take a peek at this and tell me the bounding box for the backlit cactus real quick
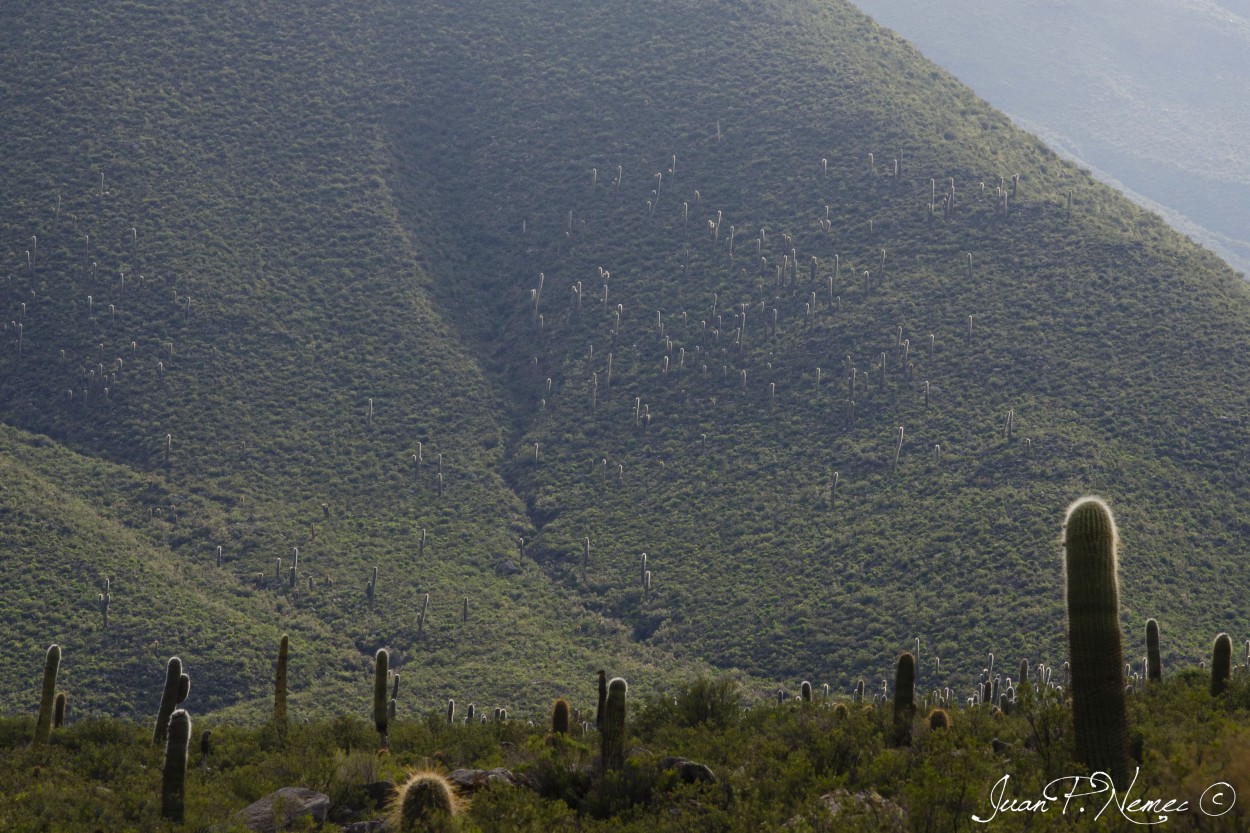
[389,770,463,832]
[892,652,916,747]
[1211,633,1232,696]
[275,634,289,723]
[373,649,389,748]
[1146,619,1161,682]
[154,657,184,745]
[596,669,607,728]
[601,677,627,770]
[1063,497,1129,783]
[53,692,67,730]
[161,709,191,822]
[552,698,570,735]
[32,644,60,746]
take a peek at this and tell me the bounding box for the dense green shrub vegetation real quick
[0,0,1248,739]
[2,672,1248,831]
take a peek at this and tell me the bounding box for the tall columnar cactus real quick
[892,652,916,747]
[601,677,628,771]
[1211,633,1232,696]
[1063,497,1129,784]
[800,681,813,702]
[373,649,389,749]
[154,657,184,745]
[552,699,570,735]
[275,634,289,723]
[199,729,212,771]
[1145,619,1162,683]
[32,644,60,746]
[53,692,67,729]
[162,709,191,822]
[596,670,607,728]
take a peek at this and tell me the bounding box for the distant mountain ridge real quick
[849,0,1250,275]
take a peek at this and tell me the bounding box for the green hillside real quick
[1,0,1248,721]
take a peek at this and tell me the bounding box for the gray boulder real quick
[447,767,522,794]
[235,787,330,832]
[659,756,717,785]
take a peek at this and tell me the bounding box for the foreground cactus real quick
[1145,619,1162,683]
[892,652,916,747]
[53,692,67,730]
[928,708,950,730]
[32,644,60,746]
[552,698,570,735]
[596,669,607,728]
[161,709,191,822]
[601,677,628,770]
[373,649,389,748]
[154,657,184,745]
[389,770,463,832]
[1063,497,1129,784]
[1211,633,1232,696]
[275,634,289,723]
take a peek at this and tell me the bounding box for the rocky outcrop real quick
[235,787,330,832]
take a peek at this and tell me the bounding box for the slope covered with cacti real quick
[1,0,1249,719]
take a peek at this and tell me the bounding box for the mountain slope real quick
[1,0,1248,717]
[385,0,1250,684]
[848,0,1250,275]
[0,0,681,718]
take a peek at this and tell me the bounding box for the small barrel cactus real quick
[389,770,463,832]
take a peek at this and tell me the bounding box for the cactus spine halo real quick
[1062,496,1129,784]
[388,769,464,832]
